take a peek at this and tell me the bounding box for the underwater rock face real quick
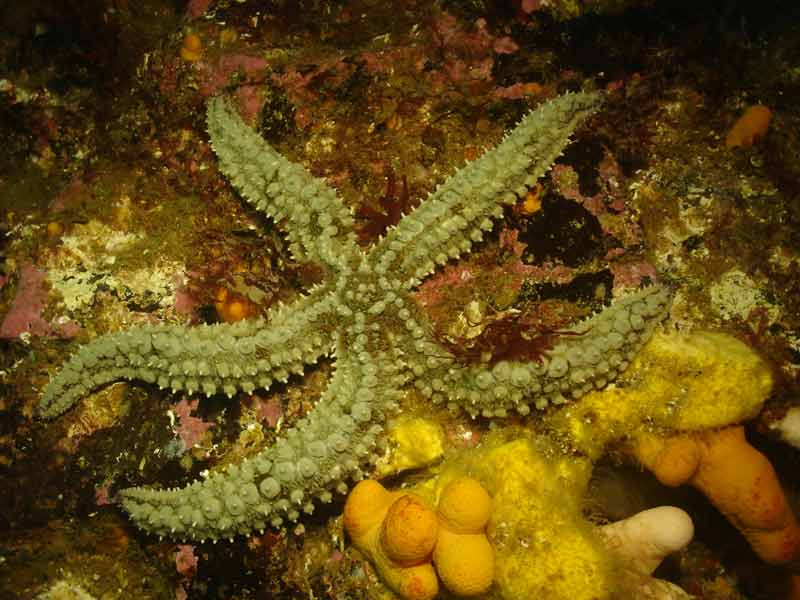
[0,516,175,599]
[37,91,672,541]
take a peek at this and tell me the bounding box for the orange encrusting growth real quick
[516,182,543,215]
[180,33,203,62]
[434,477,494,597]
[632,426,800,565]
[214,286,259,322]
[344,480,439,600]
[725,104,772,148]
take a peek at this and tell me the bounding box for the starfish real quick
[38,91,671,541]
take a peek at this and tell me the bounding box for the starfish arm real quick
[119,345,406,541]
[37,286,338,419]
[207,96,358,269]
[405,286,672,416]
[369,91,602,288]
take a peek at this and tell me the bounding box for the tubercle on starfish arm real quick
[36,90,673,542]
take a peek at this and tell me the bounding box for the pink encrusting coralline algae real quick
[172,397,215,451]
[0,263,52,339]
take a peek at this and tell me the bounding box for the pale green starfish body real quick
[38,91,671,541]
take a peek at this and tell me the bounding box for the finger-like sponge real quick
[344,480,439,600]
[434,477,494,596]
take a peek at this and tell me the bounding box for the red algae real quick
[172,397,215,450]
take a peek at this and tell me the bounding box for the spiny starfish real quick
[38,91,671,541]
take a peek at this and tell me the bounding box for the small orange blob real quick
[180,33,203,62]
[633,434,701,487]
[522,82,543,96]
[725,104,772,148]
[46,221,63,238]
[386,111,401,131]
[219,28,238,46]
[343,479,396,540]
[437,477,492,534]
[463,145,481,162]
[214,287,258,322]
[518,183,543,215]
